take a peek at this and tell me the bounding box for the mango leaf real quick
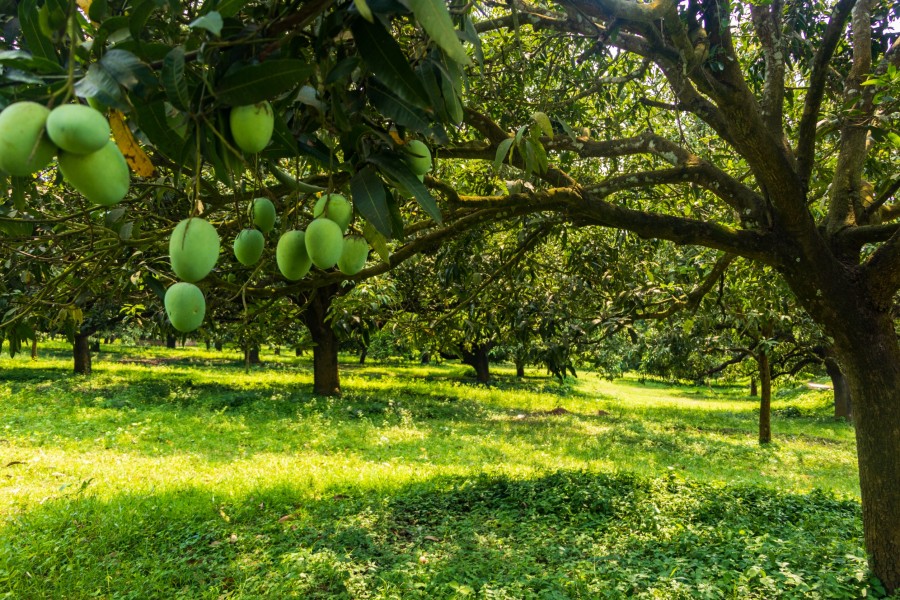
[88,0,108,22]
[493,137,514,172]
[532,111,553,137]
[207,0,251,18]
[216,59,313,105]
[368,153,442,224]
[189,11,223,36]
[110,109,156,177]
[407,0,471,65]
[162,47,191,110]
[101,49,156,94]
[0,50,63,73]
[354,0,374,22]
[367,82,431,134]
[132,101,187,160]
[74,63,128,110]
[351,166,392,237]
[350,18,430,108]
[18,0,57,62]
[362,221,391,263]
[129,0,160,41]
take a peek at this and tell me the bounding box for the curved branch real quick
[796,0,858,186]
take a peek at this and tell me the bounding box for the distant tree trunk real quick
[30,335,37,360]
[74,332,91,375]
[825,357,852,421]
[515,357,525,378]
[461,343,492,383]
[274,347,281,356]
[215,341,223,351]
[91,340,100,352]
[295,347,303,357]
[750,377,757,397]
[359,347,367,365]
[244,346,260,365]
[420,352,431,364]
[301,284,341,396]
[165,334,176,349]
[757,350,772,444]
[205,340,210,350]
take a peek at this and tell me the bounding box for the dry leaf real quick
[76,0,92,14]
[423,535,440,542]
[278,514,295,523]
[109,109,156,178]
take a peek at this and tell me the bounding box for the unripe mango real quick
[313,193,352,232]
[230,102,274,153]
[337,236,369,275]
[165,282,206,333]
[0,101,56,176]
[234,228,265,266]
[58,141,130,206]
[46,104,110,154]
[169,218,220,282]
[305,218,343,270]
[276,230,312,280]
[250,197,276,233]
[405,140,432,175]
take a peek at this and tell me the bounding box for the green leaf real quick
[0,50,63,73]
[132,101,187,159]
[362,221,391,263]
[18,0,58,63]
[369,153,442,224]
[350,18,430,108]
[407,0,471,65]
[162,47,191,111]
[74,63,128,110]
[210,0,251,18]
[367,82,432,134]
[354,0,374,22]
[129,0,159,42]
[216,59,314,105]
[532,111,553,137]
[351,166,392,237]
[493,137,514,172]
[189,11,223,37]
[101,49,156,93]
[88,0,109,22]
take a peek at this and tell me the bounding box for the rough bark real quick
[460,343,492,383]
[73,333,91,375]
[757,350,772,444]
[301,284,341,396]
[825,357,852,421]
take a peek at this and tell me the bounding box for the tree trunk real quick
[30,335,37,360]
[73,332,91,375]
[461,343,491,383]
[165,334,176,349]
[215,341,223,351]
[301,284,341,396]
[515,356,525,378]
[244,346,260,365]
[757,350,772,445]
[205,340,211,350]
[825,357,852,421]
[295,347,303,357]
[359,347,367,365]
[828,317,900,590]
[750,377,757,397]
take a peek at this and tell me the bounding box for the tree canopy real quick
[1,0,899,590]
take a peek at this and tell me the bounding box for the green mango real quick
[165,282,206,333]
[169,218,220,282]
[305,218,343,270]
[0,101,57,176]
[233,228,265,266]
[58,141,130,206]
[46,104,110,154]
[230,102,274,154]
[276,230,312,280]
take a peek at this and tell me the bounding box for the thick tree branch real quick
[750,1,786,143]
[796,0,858,186]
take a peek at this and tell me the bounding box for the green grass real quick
[0,342,886,598]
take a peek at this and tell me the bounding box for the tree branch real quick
[796,0,858,186]
[636,253,736,320]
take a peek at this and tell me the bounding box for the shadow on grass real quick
[0,470,884,599]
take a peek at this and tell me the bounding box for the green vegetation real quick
[1,343,883,599]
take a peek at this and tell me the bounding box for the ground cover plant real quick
[0,343,888,598]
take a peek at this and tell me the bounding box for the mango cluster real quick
[165,217,220,333]
[0,101,129,205]
[276,193,370,281]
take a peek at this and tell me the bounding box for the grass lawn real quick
[0,342,887,599]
